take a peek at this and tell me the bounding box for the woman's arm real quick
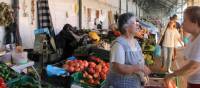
[176,29,184,47]
[178,38,184,47]
[166,60,200,78]
[112,62,141,75]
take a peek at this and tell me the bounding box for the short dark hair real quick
[184,6,200,27]
[171,14,178,21]
[172,14,177,18]
[118,13,134,34]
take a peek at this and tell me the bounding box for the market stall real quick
[0,0,190,88]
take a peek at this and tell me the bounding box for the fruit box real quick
[7,75,39,88]
[71,72,105,88]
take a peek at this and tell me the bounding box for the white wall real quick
[121,0,126,14]
[18,0,37,49]
[82,0,119,29]
[128,0,133,13]
[49,0,79,34]
[0,0,11,4]
[127,1,145,17]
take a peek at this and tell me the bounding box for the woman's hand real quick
[140,65,151,75]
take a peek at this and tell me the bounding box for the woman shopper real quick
[161,21,182,73]
[164,6,200,88]
[103,13,151,88]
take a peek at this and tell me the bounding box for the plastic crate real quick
[7,76,39,88]
[71,72,105,88]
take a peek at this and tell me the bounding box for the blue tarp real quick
[138,20,158,34]
[46,65,67,77]
[34,28,51,36]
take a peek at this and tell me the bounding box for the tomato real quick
[83,71,88,78]
[68,66,75,73]
[83,61,89,67]
[87,74,93,79]
[105,63,110,68]
[95,65,102,73]
[88,79,94,84]
[102,66,109,73]
[89,68,95,74]
[101,74,106,80]
[74,67,81,72]
[93,73,99,79]
[89,62,96,68]
[75,63,80,68]
[93,80,100,85]
[95,58,101,62]
[100,62,106,66]
[67,61,73,66]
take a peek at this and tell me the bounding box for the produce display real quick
[63,56,109,87]
[144,54,154,65]
[144,45,155,52]
[0,63,20,82]
[82,60,109,85]
[63,59,89,73]
[141,34,156,65]
[7,76,40,88]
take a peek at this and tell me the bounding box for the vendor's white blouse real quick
[184,34,200,84]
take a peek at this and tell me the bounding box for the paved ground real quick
[148,48,188,88]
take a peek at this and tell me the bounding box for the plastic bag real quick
[176,41,184,48]
[67,56,76,60]
[46,65,66,77]
[12,51,28,65]
[154,45,161,58]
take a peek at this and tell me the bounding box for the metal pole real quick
[181,0,183,21]
[126,0,128,12]
[119,0,121,14]
[136,0,138,17]
[79,0,82,29]
[139,7,140,17]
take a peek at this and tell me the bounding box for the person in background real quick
[172,14,181,31]
[171,15,183,60]
[164,6,200,88]
[94,17,103,29]
[161,21,182,73]
[103,13,151,88]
